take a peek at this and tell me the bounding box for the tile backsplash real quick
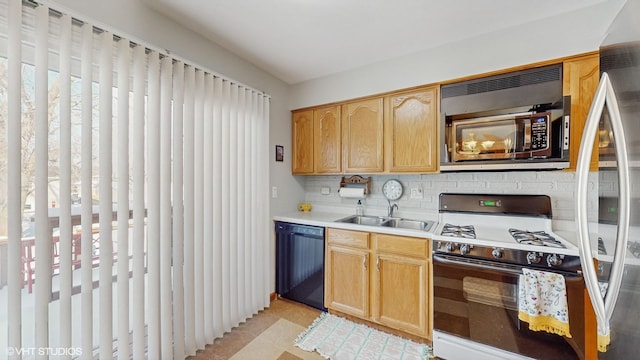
[302,171,601,221]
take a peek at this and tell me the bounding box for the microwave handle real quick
[523,118,531,150]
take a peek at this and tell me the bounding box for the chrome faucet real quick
[387,202,398,218]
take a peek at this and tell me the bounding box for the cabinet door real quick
[325,244,370,318]
[314,105,342,173]
[385,86,439,173]
[292,109,314,174]
[342,98,384,173]
[563,53,600,171]
[371,252,429,338]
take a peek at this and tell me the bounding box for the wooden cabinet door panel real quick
[314,105,342,173]
[372,253,428,337]
[563,53,599,171]
[386,87,439,173]
[342,98,384,173]
[292,110,314,174]
[325,245,370,318]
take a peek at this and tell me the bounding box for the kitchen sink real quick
[381,218,433,231]
[335,215,433,231]
[336,215,388,226]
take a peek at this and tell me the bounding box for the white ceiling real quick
[143,0,607,85]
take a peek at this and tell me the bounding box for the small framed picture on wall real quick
[275,145,284,162]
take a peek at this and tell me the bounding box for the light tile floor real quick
[188,298,322,360]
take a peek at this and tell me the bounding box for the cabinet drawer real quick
[327,228,369,249]
[374,234,430,258]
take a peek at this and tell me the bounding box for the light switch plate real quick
[321,187,330,195]
[410,187,423,199]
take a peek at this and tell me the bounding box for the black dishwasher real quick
[275,221,326,311]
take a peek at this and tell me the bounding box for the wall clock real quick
[382,179,403,201]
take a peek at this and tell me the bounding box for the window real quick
[0,1,271,358]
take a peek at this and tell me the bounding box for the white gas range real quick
[432,193,586,360]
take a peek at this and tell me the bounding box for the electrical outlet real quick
[410,187,423,199]
[272,186,278,198]
[321,186,330,195]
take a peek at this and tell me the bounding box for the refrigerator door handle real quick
[575,72,631,341]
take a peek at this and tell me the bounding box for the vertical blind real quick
[0,0,271,358]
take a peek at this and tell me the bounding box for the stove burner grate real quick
[441,224,476,239]
[628,241,640,258]
[509,228,566,248]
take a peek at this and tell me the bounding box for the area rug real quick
[294,312,432,360]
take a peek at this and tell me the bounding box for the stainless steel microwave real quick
[442,108,570,171]
[440,64,571,171]
[451,112,555,162]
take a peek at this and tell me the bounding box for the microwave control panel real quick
[531,116,548,150]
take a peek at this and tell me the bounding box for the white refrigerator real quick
[575,0,640,358]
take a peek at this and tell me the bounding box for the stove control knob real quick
[526,252,542,264]
[547,254,563,267]
[491,248,503,259]
[445,242,456,252]
[460,244,471,255]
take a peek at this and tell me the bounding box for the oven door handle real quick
[433,254,583,278]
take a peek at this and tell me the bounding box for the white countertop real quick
[273,211,436,239]
[274,210,581,255]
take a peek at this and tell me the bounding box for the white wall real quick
[289,0,625,109]
[302,172,599,223]
[45,0,306,219]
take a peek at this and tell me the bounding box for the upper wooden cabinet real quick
[563,53,600,171]
[342,98,385,173]
[384,86,439,173]
[292,109,314,174]
[314,105,342,173]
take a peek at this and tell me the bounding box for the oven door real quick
[433,253,587,360]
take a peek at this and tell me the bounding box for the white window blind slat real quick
[237,89,246,320]
[172,60,186,360]
[7,0,23,354]
[131,43,146,360]
[146,50,161,360]
[243,91,253,316]
[183,64,197,356]
[212,76,223,339]
[193,69,206,350]
[98,30,114,360]
[80,22,94,360]
[58,14,73,358]
[160,55,174,359]
[221,80,231,333]
[229,83,239,327]
[203,72,214,343]
[34,6,51,355]
[259,97,271,308]
[116,37,131,360]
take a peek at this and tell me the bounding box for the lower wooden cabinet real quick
[325,243,370,318]
[325,228,432,339]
